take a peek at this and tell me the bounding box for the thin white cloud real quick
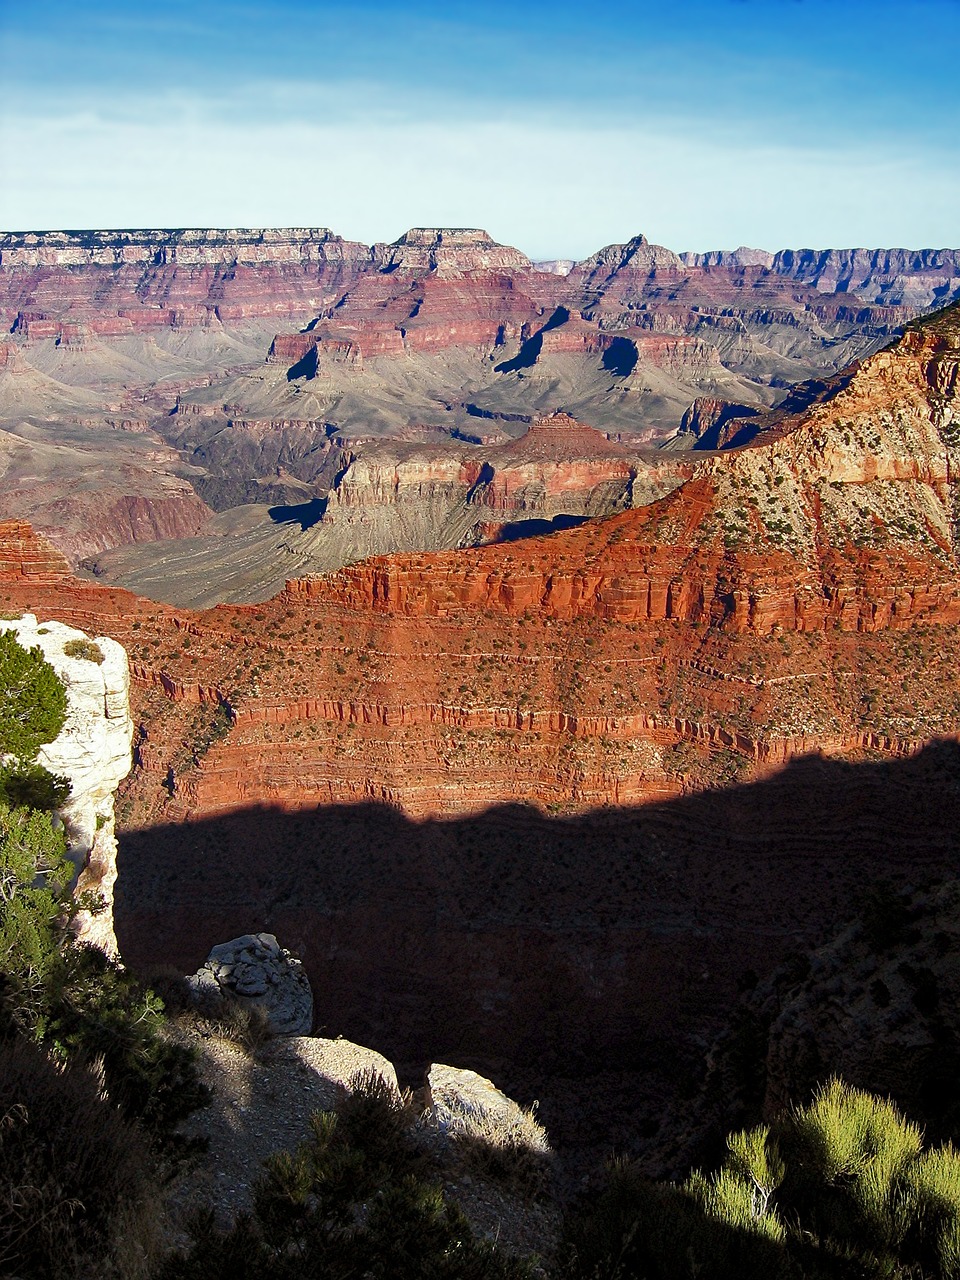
[3,109,958,256]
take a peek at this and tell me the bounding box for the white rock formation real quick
[0,613,133,954]
[425,1063,551,1157]
[263,1036,398,1098]
[188,932,314,1035]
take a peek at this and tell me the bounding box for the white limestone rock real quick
[425,1063,551,1157]
[262,1035,398,1103]
[0,613,133,954]
[188,932,314,1035]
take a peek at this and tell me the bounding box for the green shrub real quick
[560,1157,793,1280]
[0,798,208,1150]
[159,1072,536,1280]
[903,1142,960,1275]
[783,1076,923,1252]
[0,641,207,1275]
[44,943,211,1144]
[446,1096,554,1197]
[0,631,68,757]
[0,801,72,1035]
[0,760,70,811]
[62,637,104,664]
[0,1036,158,1280]
[562,1080,960,1280]
[332,1066,422,1183]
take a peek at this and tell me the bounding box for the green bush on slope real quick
[0,798,209,1140]
[0,628,71,824]
[562,1079,960,1279]
[159,1071,536,1280]
[0,1036,158,1280]
[0,800,73,1036]
[0,630,68,758]
[0,758,70,811]
[0,641,209,1278]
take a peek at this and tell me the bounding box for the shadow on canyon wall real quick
[267,497,328,530]
[116,742,960,1161]
[496,513,591,541]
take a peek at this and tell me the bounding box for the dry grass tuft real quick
[448,1099,554,1196]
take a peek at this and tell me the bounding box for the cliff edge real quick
[0,613,133,952]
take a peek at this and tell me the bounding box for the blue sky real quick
[1,0,958,256]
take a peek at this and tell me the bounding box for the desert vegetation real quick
[561,1080,960,1279]
[63,636,105,664]
[160,1070,538,1280]
[0,642,207,1277]
[0,629,68,758]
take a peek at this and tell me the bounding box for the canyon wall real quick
[4,223,956,588]
[1,302,960,1158]
[1,303,958,831]
[0,227,372,335]
[680,245,960,309]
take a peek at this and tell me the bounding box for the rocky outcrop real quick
[0,613,133,954]
[371,227,533,277]
[426,1063,551,1157]
[319,414,678,530]
[265,1035,398,1094]
[274,263,548,366]
[678,396,760,444]
[172,1019,555,1254]
[0,519,72,581]
[188,932,314,1035]
[571,233,685,283]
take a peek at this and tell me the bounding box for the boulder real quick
[425,1063,550,1156]
[188,932,313,1035]
[262,1036,398,1105]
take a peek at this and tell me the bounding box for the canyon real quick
[3,225,959,604]
[2,296,960,1163]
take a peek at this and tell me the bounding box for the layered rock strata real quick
[87,414,693,606]
[2,305,960,1161]
[0,227,372,335]
[4,224,957,591]
[0,304,958,827]
[682,246,960,309]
